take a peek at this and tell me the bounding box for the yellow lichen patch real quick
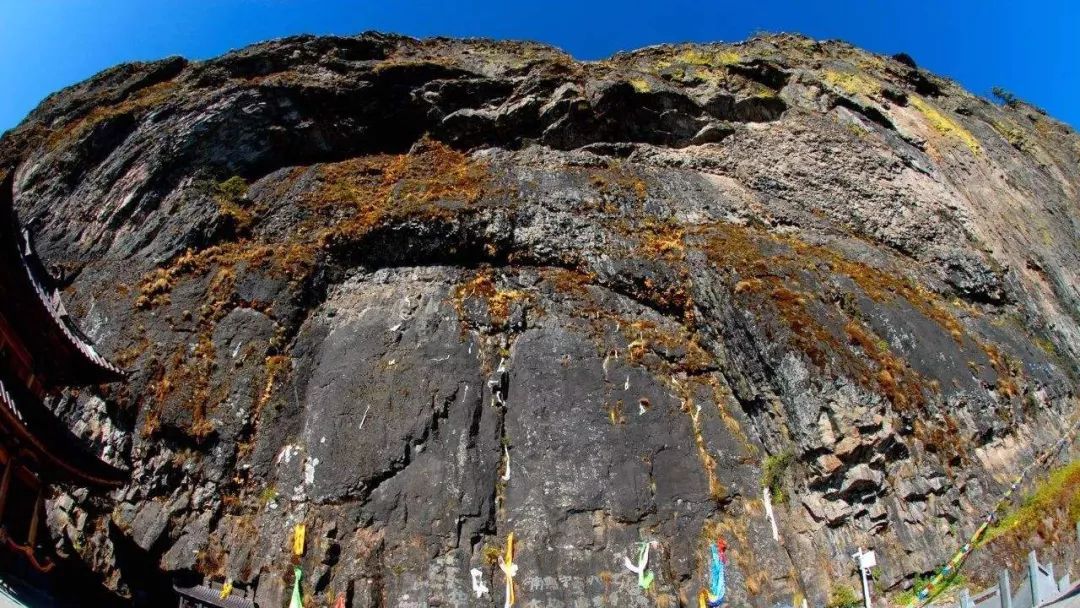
[606,400,627,425]
[909,95,981,155]
[821,69,881,98]
[991,120,1028,151]
[644,46,743,86]
[673,48,742,68]
[629,77,652,93]
[46,80,179,150]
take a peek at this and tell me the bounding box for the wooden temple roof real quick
[0,172,127,487]
[0,172,125,387]
[0,367,126,486]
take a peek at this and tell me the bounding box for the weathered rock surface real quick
[2,32,1079,607]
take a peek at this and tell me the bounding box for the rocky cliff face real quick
[2,32,1079,607]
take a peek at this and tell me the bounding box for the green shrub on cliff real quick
[826,584,861,608]
[762,450,795,503]
[983,459,1080,547]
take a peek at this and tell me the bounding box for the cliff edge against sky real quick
[1,32,1078,607]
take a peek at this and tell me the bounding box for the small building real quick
[175,581,257,608]
[0,172,127,602]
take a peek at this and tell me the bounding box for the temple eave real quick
[0,172,126,387]
[0,376,127,488]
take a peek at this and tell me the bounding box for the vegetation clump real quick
[762,450,795,503]
[453,269,530,328]
[133,140,494,446]
[991,87,1021,107]
[45,80,178,150]
[213,176,253,232]
[826,584,862,608]
[891,52,917,68]
[135,139,491,311]
[983,460,1080,549]
[697,222,941,412]
[896,573,968,606]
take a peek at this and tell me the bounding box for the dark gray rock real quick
[5,32,1077,608]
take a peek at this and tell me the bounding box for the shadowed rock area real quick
[2,31,1079,607]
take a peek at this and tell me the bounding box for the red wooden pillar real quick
[0,454,14,523]
[27,484,43,547]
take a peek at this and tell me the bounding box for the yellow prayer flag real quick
[293,523,306,556]
[503,532,516,607]
[220,579,233,599]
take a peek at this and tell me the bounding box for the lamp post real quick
[851,548,876,608]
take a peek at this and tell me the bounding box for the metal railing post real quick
[1027,551,1040,607]
[1000,569,1013,608]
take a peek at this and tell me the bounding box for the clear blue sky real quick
[1,0,1078,133]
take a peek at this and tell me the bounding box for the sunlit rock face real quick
[5,32,1079,607]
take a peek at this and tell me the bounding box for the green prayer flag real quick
[289,566,303,608]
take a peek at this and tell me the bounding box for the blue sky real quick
[1,0,1077,132]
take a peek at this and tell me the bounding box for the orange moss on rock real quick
[677,385,727,504]
[640,219,687,262]
[694,220,977,412]
[45,80,179,150]
[844,320,925,411]
[981,342,1023,399]
[145,334,219,441]
[542,267,596,296]
[131,138,492,446]
[135,139,492,313]
[586,162,650,212]
[912,414,969,465]
[310,138,490,251]
[453,269,531,327]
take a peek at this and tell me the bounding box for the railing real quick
[958,520,1079,608]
